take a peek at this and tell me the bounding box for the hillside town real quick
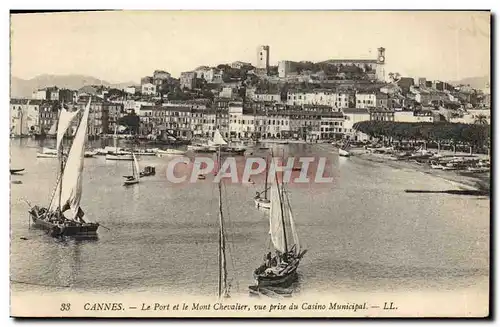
[10,45,491,144]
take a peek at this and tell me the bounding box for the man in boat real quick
[264,252,272,267]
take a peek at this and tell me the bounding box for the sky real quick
[10,10,491,84]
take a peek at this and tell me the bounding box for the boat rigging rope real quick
[198,180,217,291]
[10,279,71,288]
[222,183,240,293]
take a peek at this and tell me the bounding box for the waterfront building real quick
[10,99,43,135]
[394,110,435,123]
[341,108,371,141]
[369,107,395,121]
[38,101,59,135]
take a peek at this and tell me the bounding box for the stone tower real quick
[376,47,386,81]
[256,45,270,73]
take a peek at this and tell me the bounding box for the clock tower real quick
[376,47,386,81]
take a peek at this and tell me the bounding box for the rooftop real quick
[342,108,370,114]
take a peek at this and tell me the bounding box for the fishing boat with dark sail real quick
[123,153,140,186]
[252,170,307,288]
[28,99,100,238]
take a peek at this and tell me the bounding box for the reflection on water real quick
[10,139,489,297]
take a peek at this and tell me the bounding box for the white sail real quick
[286,194,301,256]
[49,99,91,219]
[269,182,286,253]
[133,153,140,179]
[47,119,57,135]
[56,107,80,152]
[212,129,228,146]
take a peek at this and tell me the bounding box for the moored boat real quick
[156,148,186,157]
[10,168,24,174]
[252,166,307,288]
[123,153,140,186]
[84,150,97,158]
[139,166,156,177]
[338,148,350,157]
[28,99,100,238]
[37,152,58,158]
[106,153,133,161]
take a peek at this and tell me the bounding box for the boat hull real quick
[30,213,99,237]
[157,149,186,156]
[254,197,271,209]
[106,154,133,161]
[124,179,139,186]
[37,153,58,158]
[253,264,299,287]
[339,149,350,157]
[10,168,24,174]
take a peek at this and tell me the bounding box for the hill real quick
[449,75,490,90]
[10,74,137,98]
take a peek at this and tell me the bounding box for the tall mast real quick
[114,125,118,154]
[274,167,288,257]
[217,145,228,299]
[264,155,269,200]
[57,105,64,217]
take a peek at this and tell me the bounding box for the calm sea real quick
[10,138,489,298]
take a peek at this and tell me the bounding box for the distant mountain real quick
[449,75,490,90]
[10,74,137,98]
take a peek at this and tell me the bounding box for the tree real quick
[474,114,489,125]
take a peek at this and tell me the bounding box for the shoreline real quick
[348,148,490,193]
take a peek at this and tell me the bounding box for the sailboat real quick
[252,170,307,288]
[123,153,140,186]
[338,138,351,157]
[254,155,271,209]
[106,125,133,161]
[28,99,100,238]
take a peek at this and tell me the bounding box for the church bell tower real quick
[376,47,386,81]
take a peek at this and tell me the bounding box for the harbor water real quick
[10,138,489,298]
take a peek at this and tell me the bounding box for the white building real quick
[10,99,41,135]
[31,89,47,100]
[355,93,377,108]
[219,87,234,99]
[124,86,136,95]
[194,67,223,83]
[286,90,349,109]
[141,83,157,95]
[342,108,371,141]
[252,93,281,103]
[394,111,435,123]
